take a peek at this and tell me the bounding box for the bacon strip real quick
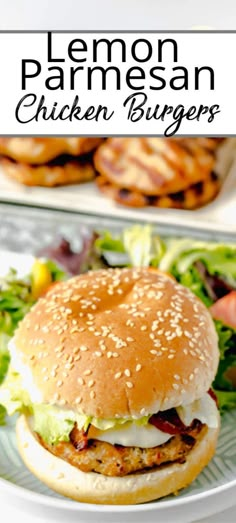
[70,424,88,450]
[149,408,188,435]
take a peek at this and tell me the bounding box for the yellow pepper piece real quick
[31,259,52,299]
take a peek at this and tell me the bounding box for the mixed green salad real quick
[0,259,65,424]
[0,224,236,426]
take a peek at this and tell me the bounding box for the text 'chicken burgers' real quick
[1,268,220,504]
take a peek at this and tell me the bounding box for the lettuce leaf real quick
[0,369,151,444]
[0,368,31,415]
[212,321,236,410]
[123,225,165,268]
[0,405,6,425]
[215,390,236,412]
[31,407,150,445]
[0,333,10,385]
[33,405,76,444]
[159,239,236,284]
[96,225,165,268]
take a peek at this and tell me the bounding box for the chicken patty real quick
[38,420,205,477]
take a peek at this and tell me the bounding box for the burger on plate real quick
[0,267,220,504]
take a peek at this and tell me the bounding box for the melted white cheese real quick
[91,393,219,448]
[90,421,173,448]
[176,393,219,429]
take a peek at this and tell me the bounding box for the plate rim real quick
[1,461,236,514]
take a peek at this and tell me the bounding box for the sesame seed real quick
[150,349,159,355]
[53,393,60,401]
[168,354,175,359]
[140,408,146,416]
[80,345,88,352]
[126,381,133,389]
[84,369,92,376]
[65,363,74,370]
[90,391,96,399]
[174,374,180,380]
[88,379,95,388]
[107,352,112,358]
[114,372,122,379]
[136,364,142,372]
[124,369,131,377]
[184,330,191,338]
[77,377,85,385]
[75,397,82,404]
[57,380,63,387]
[70,327,80,334]
[172,383,179,390]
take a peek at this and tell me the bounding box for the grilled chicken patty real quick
[38,420,205,477]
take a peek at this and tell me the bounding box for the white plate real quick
[1,139,236,234]
[1,250,236,523]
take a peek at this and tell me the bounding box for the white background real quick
[0,31,235,135]
[0,0,236,30]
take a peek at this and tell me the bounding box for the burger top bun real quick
[13,267,219,419]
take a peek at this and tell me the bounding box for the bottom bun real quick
[16,414,220,505]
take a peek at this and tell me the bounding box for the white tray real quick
[0,138,236,235]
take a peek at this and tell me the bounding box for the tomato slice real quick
[210,290,236,329]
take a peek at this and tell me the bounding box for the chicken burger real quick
[1,267,220,504]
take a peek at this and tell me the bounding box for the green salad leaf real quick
[0,260,65,424]
[215,390,236,412]
[44,259,66,282]
[0,333,10,385]
[159,239,236,284]
[96,225,165,268]
[0,268,35,337]
[123,224,165,268]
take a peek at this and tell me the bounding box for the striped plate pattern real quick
[0,410,236,506]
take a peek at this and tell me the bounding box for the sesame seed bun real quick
[16,412,220,505]
[12,267,219,419]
